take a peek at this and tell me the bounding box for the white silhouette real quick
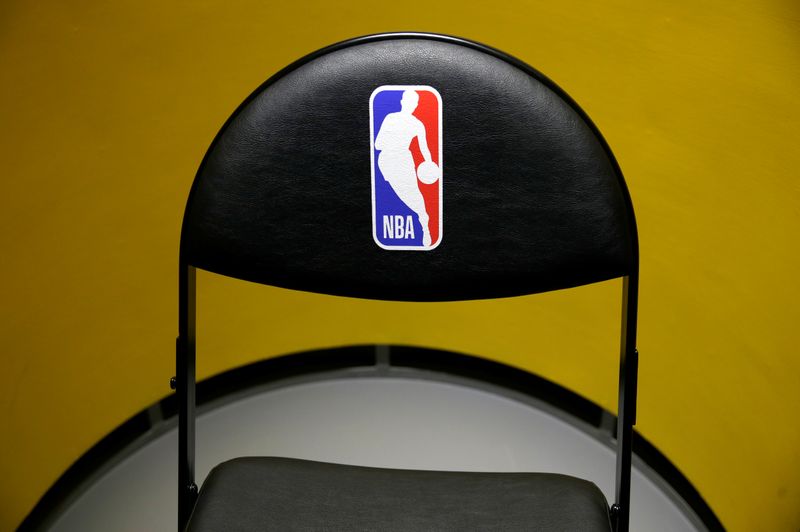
[375,90,438,247]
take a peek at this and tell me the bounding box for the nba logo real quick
[370,85,442,250]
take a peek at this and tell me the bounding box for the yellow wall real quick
[1,1,798,530]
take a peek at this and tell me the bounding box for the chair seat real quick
[187,457,612,531]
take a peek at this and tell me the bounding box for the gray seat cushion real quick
[187,457,612,531]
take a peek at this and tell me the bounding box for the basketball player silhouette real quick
[374,90,437,247]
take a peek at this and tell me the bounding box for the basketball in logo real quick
[370,86,442,250]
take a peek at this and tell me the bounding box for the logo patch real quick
[370,85,442,250]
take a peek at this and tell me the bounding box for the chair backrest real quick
[180,33,637,301]
[177,33,639,532]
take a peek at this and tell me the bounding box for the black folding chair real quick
[176,32,639,531]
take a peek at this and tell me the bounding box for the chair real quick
[176,32,639,531]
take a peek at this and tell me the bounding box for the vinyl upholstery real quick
[187,457,612,531]
[182,35,636,301]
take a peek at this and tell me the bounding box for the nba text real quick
[382,215,415,239]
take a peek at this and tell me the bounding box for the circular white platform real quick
[50,375,702,531]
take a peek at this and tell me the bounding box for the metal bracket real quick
[610,504,620,529]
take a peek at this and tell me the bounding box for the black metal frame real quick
[175,32,640,532]
[175,270,639,531]
[177,263,197,528]
[612,274,639,532]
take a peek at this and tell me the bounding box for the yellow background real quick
[1,0,798,530]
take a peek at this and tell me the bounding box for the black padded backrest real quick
[182,34,637,301]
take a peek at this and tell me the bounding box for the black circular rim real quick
[18,345,723,531]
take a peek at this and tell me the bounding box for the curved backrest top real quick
[181,33,638,301]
